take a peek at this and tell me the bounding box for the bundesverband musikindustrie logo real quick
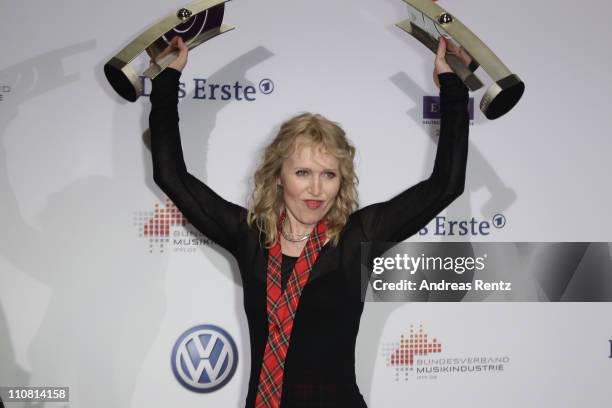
[134,197,214,253]
[382,324,510,381]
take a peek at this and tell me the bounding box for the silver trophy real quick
[104,0,234,102]
[396,0,524,119]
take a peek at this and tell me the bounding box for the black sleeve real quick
[354,72,469,242]
[149,68,247,255]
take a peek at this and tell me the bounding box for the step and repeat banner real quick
[1,0,612,407]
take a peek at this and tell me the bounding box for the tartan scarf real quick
[255,211,328,408]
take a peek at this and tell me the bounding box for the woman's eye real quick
[296,169,309,176]
[324,171,337,178]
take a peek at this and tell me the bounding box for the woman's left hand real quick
[434,36,453,76]
[431,0,472,88]
[432,35,473,88]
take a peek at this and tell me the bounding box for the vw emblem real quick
[171,324,238,392]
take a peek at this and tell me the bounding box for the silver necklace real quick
[282,230,309,242]
[281,218,310,242]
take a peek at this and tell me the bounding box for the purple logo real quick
[423,96,474,120]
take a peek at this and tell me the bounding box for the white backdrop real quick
[1,0,612,407]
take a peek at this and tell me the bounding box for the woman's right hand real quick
[152,36,189,72]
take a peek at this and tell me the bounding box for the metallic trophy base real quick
[104,59,141,103]
[104,0,232,102]
[481,74,525,120]
[396,20,483,92]
[396,0,525,120]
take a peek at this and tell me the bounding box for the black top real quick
[149,67,469,407]
[281,254,298,292]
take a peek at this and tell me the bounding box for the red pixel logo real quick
[134,197,189,253]
[382,324,442,381]
[143,197,188,237]
[389,325,442,367]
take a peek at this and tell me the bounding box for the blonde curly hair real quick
[247,113,359,248]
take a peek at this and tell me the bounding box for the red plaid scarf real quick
[255,211,328,408]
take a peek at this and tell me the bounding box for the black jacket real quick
[149,67,469,407]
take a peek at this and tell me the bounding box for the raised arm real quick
[356,37,470,242]
[365,73,468,241]
[149,57,246,255]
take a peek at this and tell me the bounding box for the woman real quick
[149,34,469,408]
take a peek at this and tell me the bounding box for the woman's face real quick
[278,139,341,228]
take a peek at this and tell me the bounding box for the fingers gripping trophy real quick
[104,0,234,102]
[397,0,525,119]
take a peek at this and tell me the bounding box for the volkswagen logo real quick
[171,324,238,392]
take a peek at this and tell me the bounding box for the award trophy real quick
[396,0,524,119]
[104,0,234,102]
